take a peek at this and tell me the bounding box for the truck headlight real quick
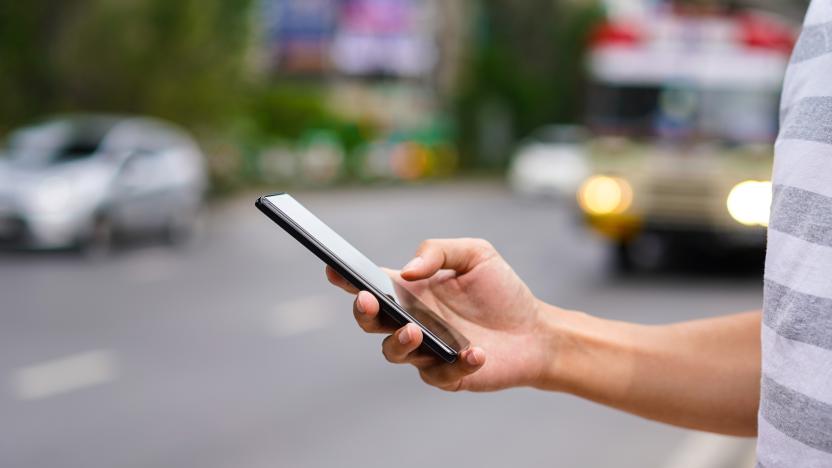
[726,180,772,227]
[578,175,633,215]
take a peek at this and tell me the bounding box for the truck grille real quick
[644,179,723,224]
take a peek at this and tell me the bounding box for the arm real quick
[325,238,761,436]
[540,306,761,436]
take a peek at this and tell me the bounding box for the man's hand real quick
[324,237,762,435]
[325,238,554,392]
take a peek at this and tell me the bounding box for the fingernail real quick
[398,326,411,344]
[355,294,366,314]
[466,349,480,366]
[402,256,423,273]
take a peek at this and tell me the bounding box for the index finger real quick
[400,238,497,281]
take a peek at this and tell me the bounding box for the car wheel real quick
[612,234,668,273]
[612,241,635,273]
[81,216,114,258]
[163,207,201,247]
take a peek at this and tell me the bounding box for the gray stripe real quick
[764,279,832,350]
[770,185,832,248]
[761,375,832,454]
[792,22,832,63]
[757,416,832,467]
[781,97,832,145]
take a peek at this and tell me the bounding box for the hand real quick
[325,238,555,392]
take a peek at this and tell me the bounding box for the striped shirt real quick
[758,1,832,466]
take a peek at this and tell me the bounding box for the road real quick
[1,182,761,468]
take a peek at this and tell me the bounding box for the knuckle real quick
[472,238,494,252]
[353,311,375,332]
[418,367,456,391]
[418,368,436,386]
[381,343,394,362]
[357,319,374,333]
[441,380,464,392]
[381,337,400,363]
[417,239,435,253]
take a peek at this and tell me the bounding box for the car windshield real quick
[2,118,116,167]
[586,84,780,144]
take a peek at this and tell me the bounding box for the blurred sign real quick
[264,0,338,73]
[589,13,795,88]
[331,0,437,77]
[262,0,438,77]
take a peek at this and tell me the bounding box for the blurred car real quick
[508,125,590,199]
[577,141,773,270]
[576,8,794,270]
[0,114,207,252]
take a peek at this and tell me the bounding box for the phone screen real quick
[263,194,469,353]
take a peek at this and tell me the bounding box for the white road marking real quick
[271,295,335,337]
[662,431,756,468]
[11,349,119,401]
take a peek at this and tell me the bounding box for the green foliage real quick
[454,0,605,168]
[0,0,253,133]
[245,84,331,141]
[0,0,608,182]
[238,81,375,157]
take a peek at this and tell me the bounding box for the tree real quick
[0,0,254,133]
[453,0,605,168]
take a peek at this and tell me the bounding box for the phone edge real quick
[255,196,459,363]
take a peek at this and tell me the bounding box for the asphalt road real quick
[1,181,762,468]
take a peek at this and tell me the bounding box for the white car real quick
[508,125,590,199]
[0,115,207,252]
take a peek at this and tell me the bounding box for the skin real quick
[325,238,761,436]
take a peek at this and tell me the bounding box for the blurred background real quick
[0,0,809,466]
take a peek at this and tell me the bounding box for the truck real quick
[577,4,796,270]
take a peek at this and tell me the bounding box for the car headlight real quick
[726,180,772,227]
[577,175,633,215]
[27,177,74,215]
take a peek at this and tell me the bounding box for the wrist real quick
[529,300,579,392]
[529,300,638,396]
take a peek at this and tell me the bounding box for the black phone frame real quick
[256,194,459,363]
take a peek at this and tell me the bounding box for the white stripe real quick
[270,295,335,337]
[780,54,832,114]
[762,324,832,406]
[805,2,832,26]
[774,139,832,198]
[757,416,832,467]
[11,350,118,400]
[765,229,832,300]
[661,431,755,468]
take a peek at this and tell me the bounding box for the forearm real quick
[537,305,761,436]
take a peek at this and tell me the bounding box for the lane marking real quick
[662,431,756,468]
[270,295,335,337]
[11,349,119,401]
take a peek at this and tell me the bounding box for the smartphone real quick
[256,193,470,363]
